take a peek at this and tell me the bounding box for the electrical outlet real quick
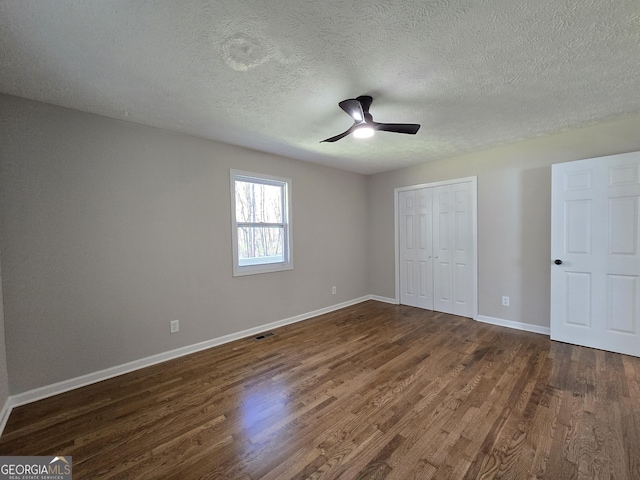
[170,319,179,333]
[332,286,337,295]
[502,296,510,307]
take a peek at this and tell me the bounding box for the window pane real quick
[235,181,283,224]
[237,226,285,265]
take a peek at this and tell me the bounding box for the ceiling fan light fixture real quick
[353,125,374,139]
[320,95,419,143]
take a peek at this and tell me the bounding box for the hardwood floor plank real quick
[1,301,639,479]
[547,408,579,479]
[529,383,563,479]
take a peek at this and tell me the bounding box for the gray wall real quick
[368,113,640,328]
[3,91,640,397]
[0,94,369,394]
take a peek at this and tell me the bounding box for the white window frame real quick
[230,169,293,276]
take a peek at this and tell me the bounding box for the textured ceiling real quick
[1,0,640,174]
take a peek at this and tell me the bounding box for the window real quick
[230,170,292,276]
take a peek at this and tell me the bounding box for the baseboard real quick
[475,315,551,336]
[0,397,12,436]
[8,296,374,411]
[369,295,398,304]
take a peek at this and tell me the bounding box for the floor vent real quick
[254,332,276,341]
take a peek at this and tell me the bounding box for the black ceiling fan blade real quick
[356,95,373,115]
[320,124,356,143]
[338,99,365,122]
[374,123,421,135]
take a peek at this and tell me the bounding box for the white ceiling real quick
[1,1,639,174]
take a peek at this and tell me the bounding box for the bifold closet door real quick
[398,188,433,309]
[432,182,474,317]
[399,181,474,317]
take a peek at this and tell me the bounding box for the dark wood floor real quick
[1,301,639,479]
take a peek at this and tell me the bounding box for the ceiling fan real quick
[321,95,420,143]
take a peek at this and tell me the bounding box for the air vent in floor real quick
[254,332,275,341]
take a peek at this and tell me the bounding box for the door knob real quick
[554,259,563,265]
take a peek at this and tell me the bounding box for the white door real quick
[433,182,474,316]
[399,188,433,309]
[398,179,476,318]
[551,152,640,357]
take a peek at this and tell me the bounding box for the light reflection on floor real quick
[240,377,291,442]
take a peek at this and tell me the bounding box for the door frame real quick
[394,177,478,319]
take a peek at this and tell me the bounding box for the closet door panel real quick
[399,189,433,309]
[433,186,454,314]
[452,182,474,317]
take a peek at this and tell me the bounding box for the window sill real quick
[232,263,293,277]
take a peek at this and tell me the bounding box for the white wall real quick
[0,94,369,394]
[368,112,640,328]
